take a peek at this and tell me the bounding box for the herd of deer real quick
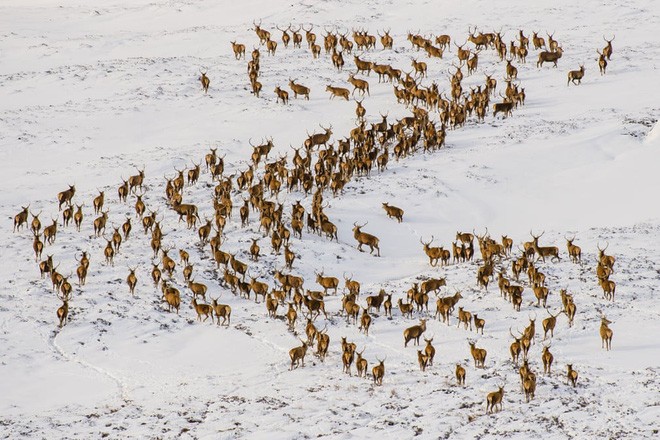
[11,21,620,410]
[211,24,615,127]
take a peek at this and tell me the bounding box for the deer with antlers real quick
[597,242,616,270]
[372,357,386,385]
[602,35,615,60]
[304,124,333,149]
[253,19,271,45]
[565,236,582,263]
[420,236,443,267]
[353,222,380,256]
[530,231,560,262]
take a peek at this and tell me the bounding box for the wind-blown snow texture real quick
[1,0,660,438]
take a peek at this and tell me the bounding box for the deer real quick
[456,364,466,385]
[366,289,386,313]
[315,270,338,295]
[13,205,30,232]
[265,293,279,318]
[486,384,505,414]
[565,236,582,263]
[43,218,58,245]
[567,64,585,86]
[56,292,69,328]
[266,38,277,55]
[32,232,44,262]
[160,281,179,313]
[57,185,76,210]
[532,31,546,50]
[359,308,372,335]
[286,303,297,331]
[276,25,291,48]
[117,178,129,202]
[566,364,578,387]
[423,337,435,366]
[523,370,536,403]
[355,348,368,378]
[600,315,613,350]
[354,99,367,122]
[304,124,333,149]
[372,357,385,385]
[325,85,350,100]
[129,166,146,194]
[126,266,138,295]
[473,314,485,335]
[381,202,404,222]
[493,96,514,118]
[399,298,414,319]
[343,273,360,297]
[352,222,380,256]
[602,35,614,60]
[289,340,308,370]
[541,343,554,375]
[197,68,210,93]
[597,242,616,270]
[417,350,430,372]
[316,329,330,362]
[508,327,523,365]
[457,307,473,331]
[161,247,176,277]
[530,231,560,262]
[411,58,427,77]
[103,237,115,266]
[378,29,393,49]
[468,339,487,368]
[420,277,446,296]
[274,86,289,104]
[249,19,269,44]
[150,261,161,286]
[191,297,212,323]
[542,309,563,340]
[537,46,563,67]
[342,342,355,376]
[289,78,310,100]
[61,207,71,233]
[347,73,370,96]
[73,204,84,231]
[404,319,427,347]
[230,40,245,59]
[559,289,577,327]
[599,277,616,301]
[420,236,443,267]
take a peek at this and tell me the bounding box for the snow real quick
[1,0,660,438]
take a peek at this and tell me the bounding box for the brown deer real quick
[199,69,210,93]
[567,65,585,86]
[352,222,380,256]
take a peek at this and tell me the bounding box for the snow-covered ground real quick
[1,0,659,438]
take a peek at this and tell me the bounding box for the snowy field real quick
[1,0,660,438]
